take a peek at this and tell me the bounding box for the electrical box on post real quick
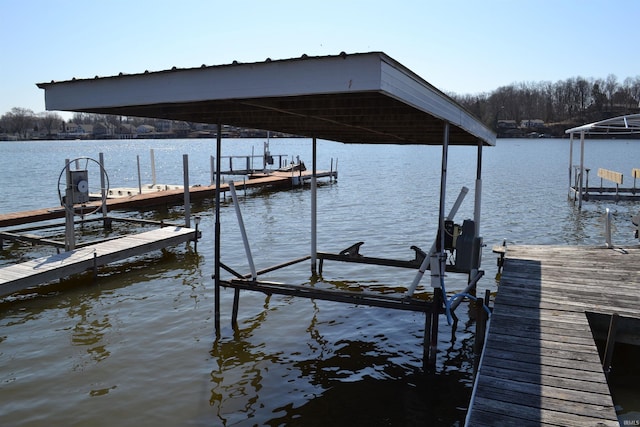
[455,219,476,273]
[444,220,455,250]
[70,169,89,204]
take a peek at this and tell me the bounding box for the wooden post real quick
[424,288,442,372]
[99,153,108,227]
[150,149,156,187]
[473,294,488,374]
[231,288,240,329]
[137,155,142,195]
[183,154,191,228]
[473,296,486,354]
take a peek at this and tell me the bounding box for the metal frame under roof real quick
[38,53,494,360]
[565,113,640,135]
[37,51,495,146]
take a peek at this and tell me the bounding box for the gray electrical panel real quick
[70,169,89,204]
[455,219,482,273]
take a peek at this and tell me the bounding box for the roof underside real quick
[37,52,495,146]
[565,113,640,135]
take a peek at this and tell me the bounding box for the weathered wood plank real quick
[465,245,639,426]
[476,375,615,408]
[473,396,618,427]
[476,383,616,420]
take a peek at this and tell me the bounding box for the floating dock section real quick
[466,245,640,426]
[0,226,196,297]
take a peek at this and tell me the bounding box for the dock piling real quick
[183,154,191,228]
[424,288,442,372]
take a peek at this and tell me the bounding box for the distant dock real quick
[0,169,337,228]
[466,245,640,426]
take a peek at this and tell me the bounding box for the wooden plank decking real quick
[0,226,196,297]
[466,245,640,426]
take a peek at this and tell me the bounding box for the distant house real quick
[62,123,93,138]
[520,119,545,129]
[118,123,136,137]
[137,124,155,134]
[154,120,172,132]
[497,120,517,129]
[94,122,116,138]
[173,121,191,137]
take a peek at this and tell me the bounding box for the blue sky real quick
[2,0,639,118]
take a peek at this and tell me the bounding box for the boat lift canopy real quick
[38,52,495,361]
[37,52,494,147]
[565,114,640,207]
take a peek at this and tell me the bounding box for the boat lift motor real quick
[455,219,483,273]
[70,169,90,204]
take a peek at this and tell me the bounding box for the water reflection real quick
[208,285,477,426]
[68,300,111,364]
[209,296,282,426]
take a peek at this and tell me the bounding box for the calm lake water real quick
[1,137,639,426]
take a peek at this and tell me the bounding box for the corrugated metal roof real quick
[37,52,495,146]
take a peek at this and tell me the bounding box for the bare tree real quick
[604,74,618,111]
[2,107,35,140]
[39,112,63,137]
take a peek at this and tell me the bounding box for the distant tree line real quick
[2,73,640,140]
[451,74,640,136]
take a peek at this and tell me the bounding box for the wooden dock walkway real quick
[0,226,196,297]
[0,170,336,228]
[466,245,640,426]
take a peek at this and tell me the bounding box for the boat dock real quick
[466,244,640,426]
[0,170,337,228]
[566,115,640,206]
[0,226,196,298]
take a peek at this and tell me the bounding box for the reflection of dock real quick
[0,226,197,297]
[466,245,640,426]
[0,169,337,228]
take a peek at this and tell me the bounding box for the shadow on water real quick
[587,313,640,423]
[265,371,472,427]
[208,290,478,426]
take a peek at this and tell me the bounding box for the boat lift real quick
[215,126,489,370]
[36,51,496,370]
[566,113,640,207]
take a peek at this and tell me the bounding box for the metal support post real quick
[229,181,257,280]
[568,133,574,199]
[311,137,317,274]
[64,158,75,251]
[183,154,191,228]
[214,124,222,334]
[578,131,585,209]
